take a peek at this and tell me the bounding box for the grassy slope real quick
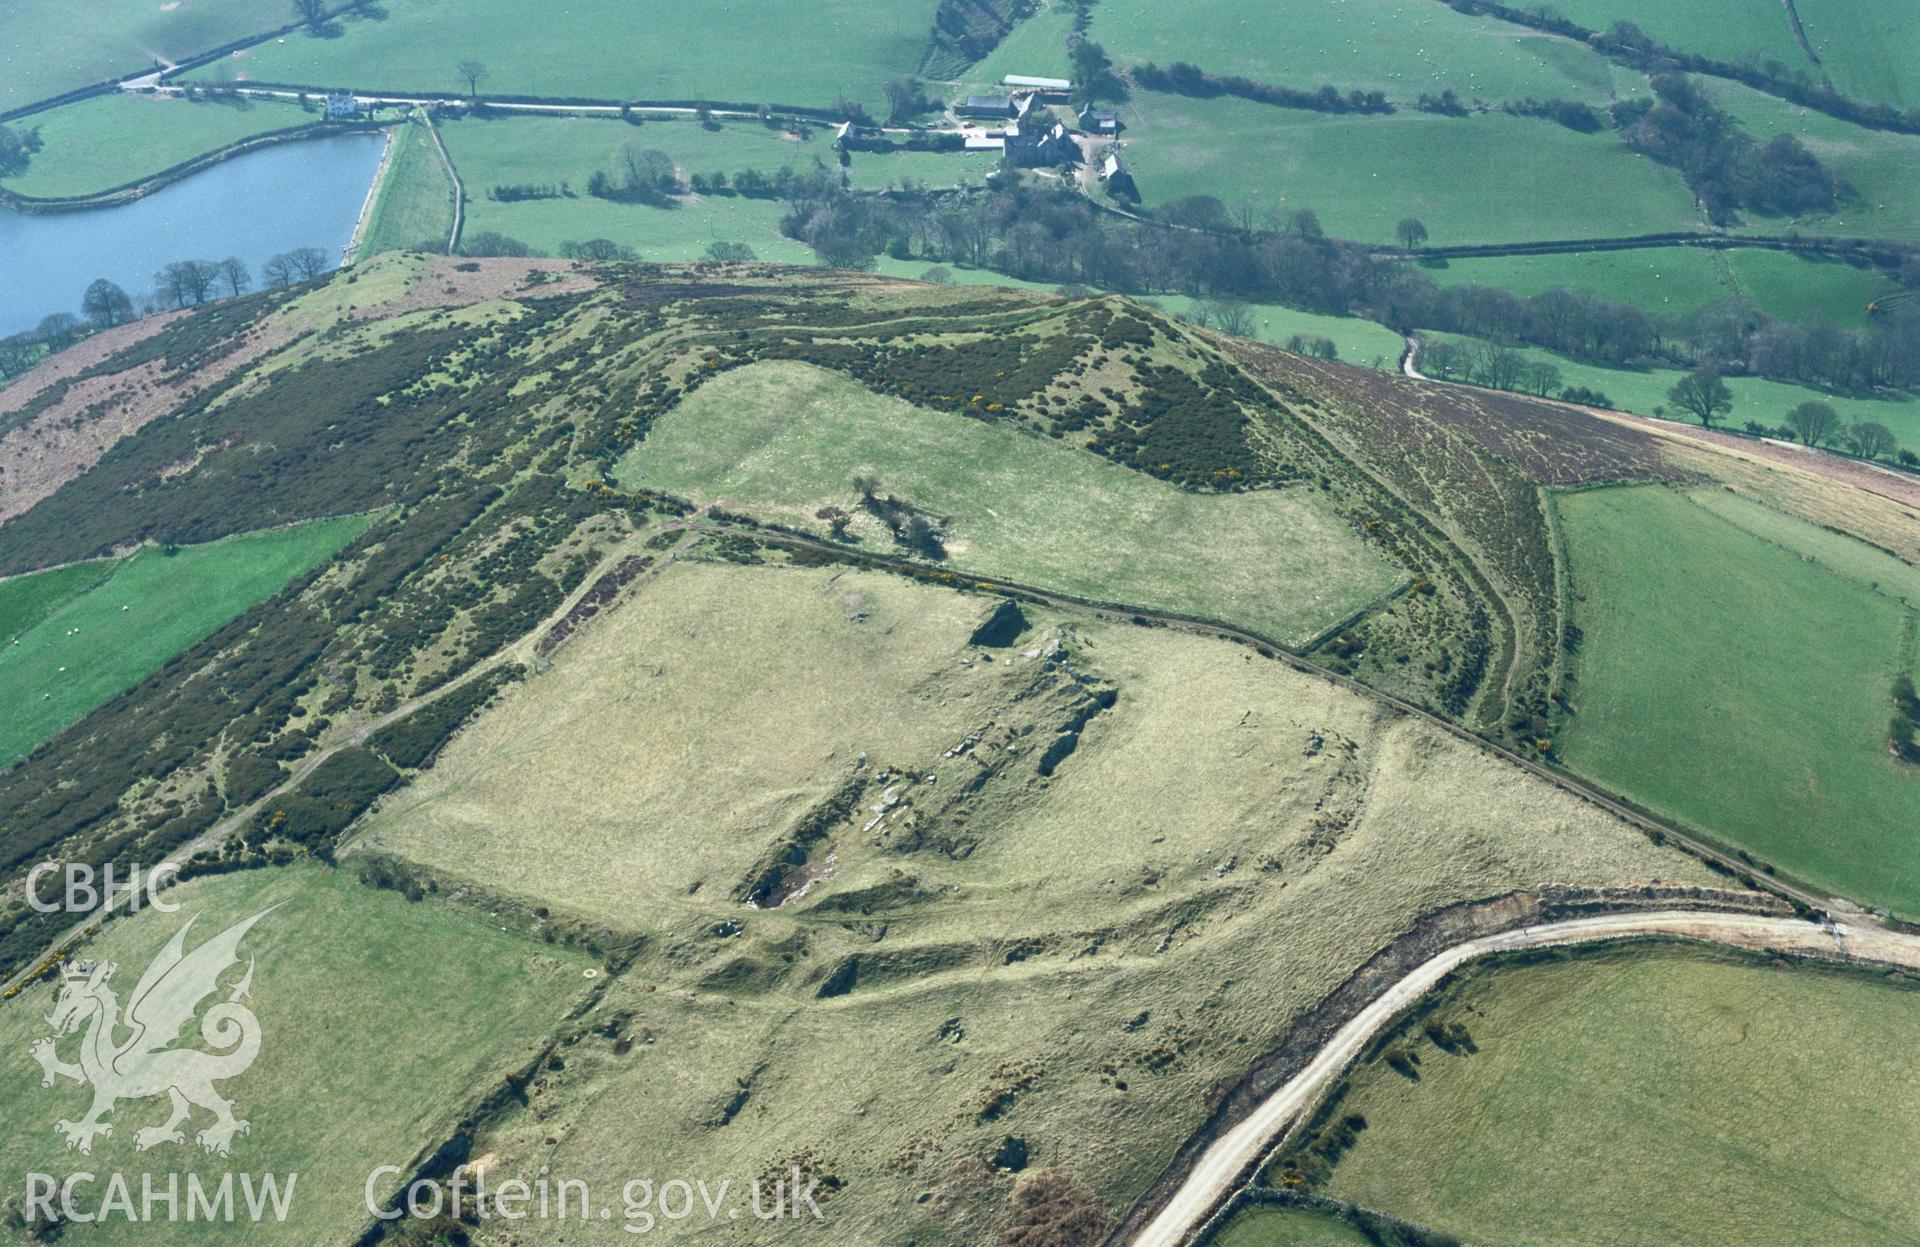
[0,560,113,641]
[1425,248,1884,327]
[436,114,816,261]
[355,116,455,257]
[954,1,1078,92]
[1087,0,1625,103]
[1543,0,1812,70]
[1,93,314,198]
[1554,485,1920,911]
[617,360,1404,643]
[0,515,372,766]
[182,0,939,111]
[1117,92,1702,246]
[357,555,1706,1246]
[0,864,590,1244]
[1424,249,1737,319]
[1795,0,1920,109]
[1723,248,1887,326]
[1324,944,1920,1246]
[1216,1205,1375,1247]
[0,0,291,112]
[1708,79,1920,242]
[844,146,1003,192]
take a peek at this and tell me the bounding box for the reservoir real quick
[0,130,385,337]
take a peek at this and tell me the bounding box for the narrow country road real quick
[1399,333,1423,379]
[1128,909,1920,1247]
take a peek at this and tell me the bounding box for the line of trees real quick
[150,248,326,307]
[770,178,1920,396]
[1417,339,1565,397]
[1,246,332,380]
[1132,61,1391,115]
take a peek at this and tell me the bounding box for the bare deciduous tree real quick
[217,256,252,297]
[155,260,217,308]
[285,247,329,280]
[456,59,487,98]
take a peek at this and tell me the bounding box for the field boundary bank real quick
[0,80,118,126]
[1104,885,1788,1247]
[672,517,1844,915]
[0,119,386,214]
[1128,906,1920,1247]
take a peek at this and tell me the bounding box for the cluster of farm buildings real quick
[839,74,1127,181]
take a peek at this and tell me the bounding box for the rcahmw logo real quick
[32,906,276,1155]
[21,906,296,1226]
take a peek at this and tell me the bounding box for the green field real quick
[0,560,110,641]
[1424,249,1737,318]
[0,92,313,199]
[618,360,1404,642]
[1421,330,1920,452]
[1319,943,1920,1246]
[1708,79,1920,241]
[1543,0,1812,71]
[0,0,291,112]
[436,113,818,260]
[1118,92,1702,246]
[1148,297,1407,367]
[0,516,371,766]
[1723,248,1888,326]
[1795,0,1920,109]
[183,0,939,112]
[1424,248,1884,327]
[354,116,455,257]
[1216,1204,1376,1247]
[1554,485,1920,911]
[844,146,1002,192]
[1086,0,1627,104]
[955,0,1078,91]
[0,863,590,1244]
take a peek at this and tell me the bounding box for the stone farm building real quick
[1007,122,1077,168]
[1078,104,1120,135]
[957,94,1017,119]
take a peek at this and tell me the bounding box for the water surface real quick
[0,131,384,336]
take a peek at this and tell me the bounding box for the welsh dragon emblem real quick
[29,907,276,1157]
